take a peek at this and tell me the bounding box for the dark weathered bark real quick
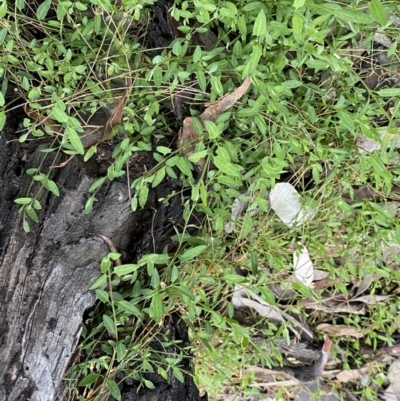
[0,108,203,400]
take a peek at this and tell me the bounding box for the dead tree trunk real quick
[0,108,204,400]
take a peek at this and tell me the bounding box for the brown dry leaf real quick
[24,104,63,135]
[335,367,370,383]
[300,298,366,315]
[351,294,390,305]
[101,91,129,142]
[201,76,251,121]
[316,323,364,339]
[352,273,374,298]
[178,77,252,169]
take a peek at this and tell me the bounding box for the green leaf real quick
[175,285,195,300]
[47,180,60,196]
[176,157,192,177]
[116,341,127,362]
[149,293,163,323]
[242,43,262,78]
[116,300,141,316]
[376,88,400,97]
[253,10,267,36]
[310,3,372,24]
[204,120,221,139]
[89,274,107,290]
[369,0,387,26]
[36,0,51,20]
[143,379,155,389]
[23,219,30,233]
[293,0,306,9]
[0,1,7,17]
[114,263,140,276]
[65,127,84,154]
[179,245,207,262]
[84,145,97,162]
[103,314,116,336]
[292,14,304,42]
[241,215,253,238]
[14,197,32,205]
[16,0,24,10]
[152,168,166,188]
[108,380,121,401]
[213,154,241,177]
[172,367,185,383]
[0,91,4,106]
[193,45,202,63]
[210,75,223,97]
[139,185,149,208]
[151,268,160,289]
[196,68,207,92]
[89,176,106,193]
[0,111,6,130]
[95,289,109,303]
[78,372,101,386]
[25,206,39,223]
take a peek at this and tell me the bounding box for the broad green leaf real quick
[149,293,163,323]
[175,285,195,300]
[293,0,306,9]
[143,379,155,389]
[78,372,101,386]
[16,0,25,11]
[14,197,32,205]
[152,168,166,188]
[242,43,262,78]
[188,150,208,163]
[116,341,127,362]
[108,379,121,401]
[253,10,266,36]
[210,75,223,96]
[25,206,39,223]
[196,68,207,92]
[179,245,207,262]
[23,219,30,233]
[213,155,241,177]
[193,45,202,63]
[377,88,400,97]
[241,215,253,238]
[116,300,140,316]
[47,180,60,196]
[310,3,372,24]
[250,251,258,274]
[369,0,386,26]
[151,268,160,289]
[65,127,84,154]
[139,185,149,208]
[176,157,192,177]
[103,314,116,336]
[36,0,51,20]
[89,274,107,290]
[292,14,304,42]
[89,176,106,193]
[114,263,140,276]
[0,110,5,130]
[0,1,7,17]
[95,289,109,303]
[0,91,4,106]
[204,120,221,139]
[172,367,185,383]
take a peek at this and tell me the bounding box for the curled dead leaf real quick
[335,367,370,383]
[178,77,252,169]
[316,323,364,339]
